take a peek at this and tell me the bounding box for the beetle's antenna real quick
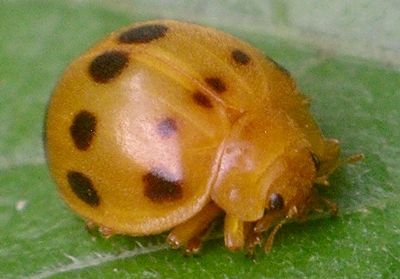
[264,217,288,252]
[264,206,301,252]
[315,153,364,186]
[340,153,364,165]
[328,153,364,175]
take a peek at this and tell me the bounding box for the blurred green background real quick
[0,1,399,278]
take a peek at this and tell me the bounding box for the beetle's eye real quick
[311,152,321,172]
[269,193,284,210]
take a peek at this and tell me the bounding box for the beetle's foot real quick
[85,219,96,231]
[309,196,338,217]
[224,214,247,251]
[184,227,210,255]
[98,225,114,239]
[167,202,222,253]
[314,175,329,186]
[245,228,262,256]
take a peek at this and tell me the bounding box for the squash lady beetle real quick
[45,20,362,253]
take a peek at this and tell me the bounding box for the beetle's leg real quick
[322,197,338,216]
[84,219,116,239]
[167,202,222,251]
[254,211,284,233]
[311,195,338,216]
[84,219,101,236]
[224,215,247,251]
[98,225,114,239]
[314,175,330,186]
[184,227,210,254]
[245,224,262,256]
[85,219,96,231]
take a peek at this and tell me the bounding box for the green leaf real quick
[1,1,399,278]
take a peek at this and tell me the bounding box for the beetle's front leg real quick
[167,202,222,253]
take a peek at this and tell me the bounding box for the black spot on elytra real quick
[70,110,96,151]
[157,118,177,138]
[269,193,284,210]
[67,171,100,206]
[119,24,168,44]
[231,49,251,65]
[205,77,226,94]
[143,169,183,202]
[311,152,321,172]
[89,50,129,83]
[192,91,213,108]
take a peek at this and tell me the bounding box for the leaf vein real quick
[28,243,169,279]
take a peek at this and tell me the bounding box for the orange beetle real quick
[45,20,361,253]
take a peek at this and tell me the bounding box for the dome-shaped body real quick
[45,20,348,252]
